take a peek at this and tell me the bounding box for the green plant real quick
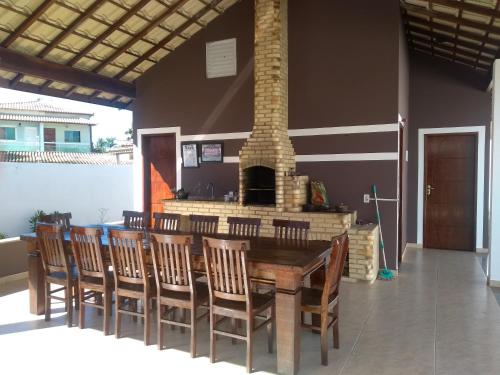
[28,210,46,232]
[93,137,117,153]
[0,233,6,240]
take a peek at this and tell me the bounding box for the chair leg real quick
[231,318,237,345]
[104,289,111,335]
[246,318,254,373]
[74,285,79,311]
[190,307,197,358]
[66,283,73,328]
[115,295,122,339]
[144,297,151,346]
[157,301,164,350]
[96,292,103,316]
[79,288,85,329]
[320,312,328,366]
[44,282,51,322]
[267,305,274,354]
[132,299,138,323]
[333,303,339,349]
[180,308,186,334]
[210,309,216,363]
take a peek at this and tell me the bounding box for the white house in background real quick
[0,99,95,153]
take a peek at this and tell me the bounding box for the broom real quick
[372,185,394,280]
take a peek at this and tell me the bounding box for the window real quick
[0,127,15,140]
[64,131,81,143]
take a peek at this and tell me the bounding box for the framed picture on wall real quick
[201,142,224,163]
[182,143,199,168]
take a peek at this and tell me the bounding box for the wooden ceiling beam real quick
[430,0,500,19]
[10,0,107,88]
[92,0,190,73]
[115,0,223,80]
[407,26,497,55]
[404,14,500,46]
[66,0,152,66]
[402,2,500,35]
[408,34,494,62]
[0,47,135,98]
[1,0,57,48]
[39,0,106,58]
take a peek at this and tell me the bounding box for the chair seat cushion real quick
[214,292,274,313]
[48,264,78,282]
[159,282,209,302]
[301,287,338,307]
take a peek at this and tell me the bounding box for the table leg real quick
[275,272,302,375]
[28,251,45,315]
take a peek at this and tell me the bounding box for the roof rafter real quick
[115,0,224,80]
[1,0,57,48]
[401,2,500,35]
[0,47,135,98]
[92,0,190,73]
[10,0,107,87]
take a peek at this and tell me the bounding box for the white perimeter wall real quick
[0,163,133,237]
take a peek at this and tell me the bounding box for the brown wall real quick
[133,0,402,268]
[407,51,491,246]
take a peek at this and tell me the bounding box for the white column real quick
[39,122,44,152]
[489,60,500,285]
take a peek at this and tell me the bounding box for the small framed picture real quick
[201,142,223,163]
[182,143,199,168]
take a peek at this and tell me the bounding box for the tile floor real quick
[1,247,499,374]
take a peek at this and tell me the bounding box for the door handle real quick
[426,184,435,196]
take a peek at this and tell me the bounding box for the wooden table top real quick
[20,225,332,271]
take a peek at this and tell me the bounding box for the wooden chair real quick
[36,223,78,327]
[227,217,261,238]
[272,219,310,241]
[153,212,181,232]
[203,237,275,373]
[40,212,72,231]
[123,210,148,229]
[189,214,219,234]
[108,229,154,345]
[150,233,209,357]
[300,231,349,366]
[70,226,112,335]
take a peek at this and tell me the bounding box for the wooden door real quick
[143,134,176,218]
[424,134,477,251]
[44,128,56,151]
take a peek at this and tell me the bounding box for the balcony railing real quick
[0,141,92,153]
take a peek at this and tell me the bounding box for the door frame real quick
[134,127,181,211]
[417,126,486,249]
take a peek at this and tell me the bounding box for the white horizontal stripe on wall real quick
[221,153,398,163]
[180,123,399,141]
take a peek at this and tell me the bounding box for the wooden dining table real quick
[21,225,332,375]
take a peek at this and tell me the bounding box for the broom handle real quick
[373,185,388,270]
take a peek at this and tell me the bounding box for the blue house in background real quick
[0,100,95,153]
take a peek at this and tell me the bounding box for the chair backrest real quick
[150,233,194,294]
[189,214,219,234]
[108,229,148,287]
[40,212,72,231]
[272,219,310,240]
[70,226,107,281]
[153,212,181,232]
[36,223,70,275]
[123,210,148,229]
[203,237,251,305]
[227,216,261,238]
[322,231,349,306]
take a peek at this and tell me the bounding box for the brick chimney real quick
[239,0,307,212]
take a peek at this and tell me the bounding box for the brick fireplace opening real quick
[243,166,276,205]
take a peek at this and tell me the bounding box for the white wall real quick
[490,60,500,285]
[0,162,133,236]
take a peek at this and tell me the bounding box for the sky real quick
[0,87,133,142]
